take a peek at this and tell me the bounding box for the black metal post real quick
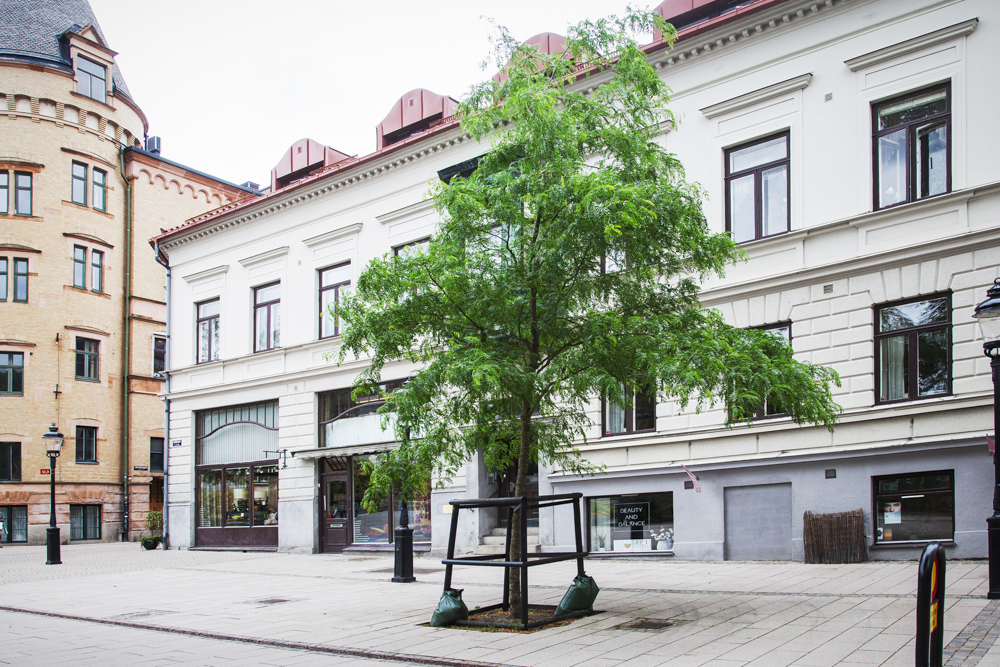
[520,496,529,627]
[442,501,460,591]
[573,494,586,577]
[46,454,61,565]
[989,355,1000,599]
[502,505,513,611]
[392,494,415,583]
[916,542,946,667]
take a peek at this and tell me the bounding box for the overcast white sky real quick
[88,1,641,188]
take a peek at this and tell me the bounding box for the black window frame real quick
[73,245,87,289]
[196,298,220,364]
[872,469,954,545]
[13,172,31,216]
[0,505,28,543]
[253,282,281,353]
[874,293,951,405]
[75,425,97,463]
[75,337,100,381]
[76,55,107,104]
[0,352,24,396]
[153,335,166,376]
[0,442,21,481]
[150,437,164,473]
[742,322,793,421]
[92,168,107,212]
[872,83,951,211]
[319,262,351,339]
[724,130,791,244]
[90,249,103,293]
[71,161,87,206]
[12,258,27,303]
[69,504,101,540]
[602,379,657,437]
[0,258,6,301]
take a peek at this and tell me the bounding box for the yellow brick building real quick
[0,0,254,544]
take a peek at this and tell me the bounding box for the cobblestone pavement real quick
[1,543,999,666]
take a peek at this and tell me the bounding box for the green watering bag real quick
[430,588,469,627]
[554,575,600,617]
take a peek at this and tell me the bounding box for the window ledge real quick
[871,540,955,549]
[74,461,99,465]
[74,377,101,383]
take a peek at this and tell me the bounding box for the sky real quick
[88,0,642,188]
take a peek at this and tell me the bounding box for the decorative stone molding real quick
[845,18,979,71]
[61,146,115,167]
[376,199,434,226]
[302,223,363,248]
[181,265,229,284]
[238,246,289,269]
[65,324,110,336]
[63,232,114,248]
[700,73,813,119]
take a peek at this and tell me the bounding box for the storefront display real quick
[589,492,673,553]
[873,470,954,543]
[349,456,432,544]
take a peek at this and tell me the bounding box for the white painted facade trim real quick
[700,73,813,118]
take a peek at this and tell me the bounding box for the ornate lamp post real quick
[42,424,63,565]
[973,278,1000,599]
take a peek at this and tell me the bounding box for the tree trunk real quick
[508,399,533,611]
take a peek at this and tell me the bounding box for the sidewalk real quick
[0,543,997,666]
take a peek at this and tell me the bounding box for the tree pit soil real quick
[450,607,594,633]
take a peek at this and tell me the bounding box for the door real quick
[724,483,793,560]
[321,473,350,552]
[499,461,539,527]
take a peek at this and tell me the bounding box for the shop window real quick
[351,456,432,544]
[874,84,950,210]
[75,425,97,463]
[0,172,7,214]
[0,505,27,543]
[196,298,220,363]
[589,492,674,553]
[93,168,106,212]
[12,258,27,303]
[603,380,656,436]
[0,442,20,481]
[196,464,278,528]
[319,262,350,339]
[71,162,87,205]
[150,437,164,473]
[69,504,101,540]
[253,282,280,352]
[726,132,790,243]
[73,246,87,289]
[14,172,31,216]
[76,56,107,103]
[0,353,24,396]
[153,335,166,376]
[91,250,103,293]
[75,337,99,381]
[875,294,950,403]
[873,470,954,544]
[318,381,406,447]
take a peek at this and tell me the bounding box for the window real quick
[352,456,432,544]
[91,250,103,292]
[726,132,789,243]
[153,335,166,375]
[589,492,674,553]
[0,353,23,396]
[92,168,106,211]
[874,84,950,210]
[72,162,87,205]
[875,295,950,403]
[874,470,953,544]
[75,338,99,381]
[318,381,407,446]
[70,504,101,540]
[0,172,8,214]
[0,442,20,481]
[394,238,430,258]
[0,506,27,543]
[253,283,280,352]
[603,381,656,436]
[75,425,97,463]
[76,56,107,103]
[12,258,27,302]
[14,172,31,216]
[150,437,164,473]
[731,323,792,421]
[0,259,6,301]
[73,246,87,288]
[196,299,220,363]
[319,263,350,338]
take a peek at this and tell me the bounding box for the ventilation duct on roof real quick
[270,139,351,192]
[375,89,458,150]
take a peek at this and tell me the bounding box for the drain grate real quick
[617,618,676,631]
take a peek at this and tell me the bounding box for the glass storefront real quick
[589,492,673,553]
[347,455,431,545]
[874,470,954,543]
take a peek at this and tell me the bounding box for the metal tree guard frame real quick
[441,492,590,629]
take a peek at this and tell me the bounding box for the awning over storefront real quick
[291,442,398,460]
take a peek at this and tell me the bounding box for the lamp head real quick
[43,424,64,457]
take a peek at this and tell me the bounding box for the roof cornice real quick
[845,17,978,71]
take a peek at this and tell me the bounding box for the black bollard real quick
[392,495,415,583]
[916,542,946,667]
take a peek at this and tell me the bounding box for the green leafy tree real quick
[338,9,841,609]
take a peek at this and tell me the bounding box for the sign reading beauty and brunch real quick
[613,502,649,530]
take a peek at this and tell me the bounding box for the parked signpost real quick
[916,542,946,667]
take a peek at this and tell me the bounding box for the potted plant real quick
[141,509,163,550]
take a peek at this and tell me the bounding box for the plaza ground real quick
[1,543,999,666]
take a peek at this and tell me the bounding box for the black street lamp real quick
[973,278,1000,599]
[42,424,63,565]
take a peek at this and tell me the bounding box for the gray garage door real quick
[724,483,793,560]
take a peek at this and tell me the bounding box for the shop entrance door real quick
[499,460,539,527]
[321,473,351,552]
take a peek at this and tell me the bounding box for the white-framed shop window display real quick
[589,492,674,553]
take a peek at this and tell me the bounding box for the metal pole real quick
[45,454,61,565]
[392,493,415,583]
[989,354,1000,599]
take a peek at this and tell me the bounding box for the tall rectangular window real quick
[70,504,101,540]
[0,442,21,481]
[876,295,950,403]
[196,299,220,363]
[91,250,103,293]
[0,506,28,543]
[12,258,27,303]
[726,132,789,243]
[75,426,97,463]
[319,262,351,338]
[76,56,107,103]
[0,172,8,214]
[71,162,87,206]
[75,338,99,381]
[0,353,23,396]
[254,283,280,352]
[14,172,31,216]
[874,84,950,210]
[0,258,6,301]
[92,168,106,211]
[153,335,166,375]
[604,380,656,436]
[150,437,164,473]
[730,323,793,421]
[874,470,953,543]
[73,246,87,289]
